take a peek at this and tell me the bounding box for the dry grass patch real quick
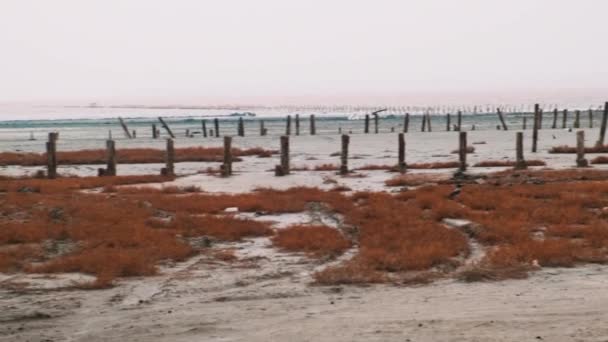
[272,225,351,258]
[473,160,546,167]
[549,145,608,154]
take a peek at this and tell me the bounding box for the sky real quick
[1,0,607,107]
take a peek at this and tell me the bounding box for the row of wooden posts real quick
[43,129,594,180]
[115,102,608,140]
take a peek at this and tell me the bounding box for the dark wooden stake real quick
[457,110,462,131]
[340,134,349,175]
[275,136,290,176]
[532,104,539,152]
[426,114,432,132]
[364,114,370,134]
[260,120,266,136]
[597,102,608,147]
[158,117,175,138]
[403,113,409,133]
[515,132,526,169]
[562,109,568,129]
[577,130,588,167]
[152,124,158,139]
[118,117,133,139]
[574,110,581,129]
[421,113,427,132]
[398,133,406,173]
[523,116,527,130]
[285,115,292,136]
[552,108,558,129]
[310,115,316,135]
[446,113,451,131]
[221,136,232,177]
[497,108,508,130]
[589,109,594,128]
[46,132,58,179]
[374,114,379,134]
[458,131,467,172]
[295,114,300,136]
[105,139,117,176]
[237,117,244,137]
[162,138,175,176]
[214,118,220,138]
[202,120,207,138]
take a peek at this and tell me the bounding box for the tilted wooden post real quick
[515,132,526,169]
[574,110,581,129]
[446,113,451,131]
[597,102,608,147]
[295,114,300,136]
[497,108,508,130]
[562,109,568,129]
[398,133,406,173]
[162,138,175,176]
[214,118,220,138]
[552,108,558,129]
[158,117,175,138]
[221,136,232,177]
[403,113,409,133]
[237,117,244,137]
[152,124,158,139]
[340,134,349,175]
[576,130,588,167]
[532,104,539,152]
[285,115,292,136]
[105,139,117,176]
[310,115,316,135]
[374,114,379,134]
[118,117,133,139]
[46,132,58,179]
[589,109,594,128]
[458,131,467,172]
[457,110,462,131]
[364,114,370,133]
[275,136,290,176]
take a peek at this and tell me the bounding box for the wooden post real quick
[398,133,406,173]
[237,117,244,137]
[523,116,527,130]
[214,118,220,138]
[201,120,207,138]
[260,120,265,136]
[552,108,558,129]
[458,131,467,172]
[497,108,508,130]
[421,114,427,132]
[132,130,137,139]
[163,138,175,176]
[295,114,300,136]
[285,115,292,136]
[403,113,409,133]
[118,117,133,139]
[446,113,451,131]
[310,115,316,135]
[576,130,588,167]
[457,110,462,131]
[275,136,290,176]
[373,114,379,134]
[158,117,175,138]
[532,104,539,152]
[46,132,58,179]
[562,109,568,129]
[515,132,526,170]
[185,129,190,138]
[574,110,581,129]
[597,102,608,147]
[152,124,158,139]
[589,109,594,128]
[105,139,117,176]
[538,109,543,129]
[426,114,432,132]
[340,134,349,175]
[221,136,232,177]
[364,114,370,134]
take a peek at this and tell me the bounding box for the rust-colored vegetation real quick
[409,161,461,169]
[272,225,351,258]
[591,156,608,164]
[0,147,276,166]
[549,144,608,154]
[473,160,546,167]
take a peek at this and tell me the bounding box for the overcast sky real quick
[1,0,607,106]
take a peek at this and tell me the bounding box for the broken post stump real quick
[221,136,232,177]
[275,136,290,176]
[105,139,117,176]
[458,131,467,172]
[260,120,266,136]
[577,130,588,167]
[152,124,158,139]
[515,132,526,169]
[161,138,175,176]
[310,115,316,135]
[398,133,406,173]
[46,132,58,179]
[340,134,349,175]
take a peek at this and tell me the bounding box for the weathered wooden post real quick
[185,129,190,138]
[201,120,207,138]
[515,132,526,169]
[295,114,300,136]
[458,131,467,172]
[426,114,432,132]
[457,110,462,131]
[446,113,451,131]
[373,114,379,134]
[552,108,558,129]
[237,117,245,137]
[597,102,608,147]
[398,133,406,173]
[285,115,292,136]
[259,120,265,136]
[497,108,508,130]
[221,136,232,177]
[574,110,581,129]
[340,134,349,175]
[275,136,290,176]
[118,117,133,139]
[162,138,175,176]
[421,114,427,132]
[214,118,220,138]
[403,113,409,133]
[589,109,594,128]
[310,115,316,135]
[562,109,568,129]
[523,116,527,130]
[532,104,539,152]
[538,109,543,129]
[152,124,158,139]
[105,139,117,176]
[46,132,58,179]
[132,130,137,139]
[158,117,175,138]
[576,130,588,167]
[364,114,370,134]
